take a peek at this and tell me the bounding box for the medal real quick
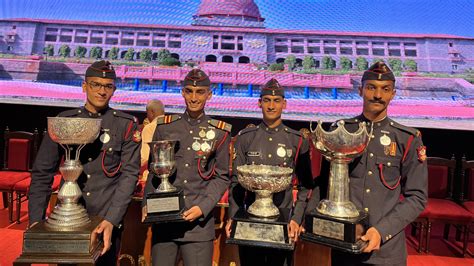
[199,129,206,138]
[277,147,286,157]
[100,129,110,144]
[286,149,293,157]
[206,130,215,140]
[192,141,201,151]
[201,141,211,152]
[380,134,391,146]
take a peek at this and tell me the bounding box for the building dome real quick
[196,0,263,20]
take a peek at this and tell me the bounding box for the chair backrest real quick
[460,156,474,201]
[427,156,456,199]
[2,127,40,172]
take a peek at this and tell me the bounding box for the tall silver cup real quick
[149,140,178,192]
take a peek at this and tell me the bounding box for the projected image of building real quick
[0,0,473,73]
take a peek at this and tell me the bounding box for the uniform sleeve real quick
[373,135,428,243]
[197,131,231,218]
[228,136,247,218]
[292,138,315,224]
[28,133,62,223]
[104,120,141,226]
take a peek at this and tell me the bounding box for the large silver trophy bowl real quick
[46,117,102,229]
[149,140,178,192]
[311,120,372,218]
[237,164,293,218]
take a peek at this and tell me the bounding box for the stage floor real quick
[1,80,473,130]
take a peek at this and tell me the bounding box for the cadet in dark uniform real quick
[226,79,315,266]
[28,60,141,265]
[328,62,428,265]
[143,69,231,266]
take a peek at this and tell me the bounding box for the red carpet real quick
[0,195,473,265]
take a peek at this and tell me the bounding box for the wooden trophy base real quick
[143,190,185,224]
[226,208,294,250]
[301,210,368,254]
[14,216,104,265]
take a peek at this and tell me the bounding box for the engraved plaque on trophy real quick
[143,140,186,223]
[15,117,104,265]
[300,120,372,254]
[226,165,295,250]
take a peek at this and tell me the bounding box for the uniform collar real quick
[357,114,390,128]
[182,111,206,125]
[258,121,285,133]
[82,106,110,118]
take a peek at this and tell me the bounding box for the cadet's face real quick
[359,79,395,120]
[259,95,286,123]
[181,85,212,115]
[82,77,115,112]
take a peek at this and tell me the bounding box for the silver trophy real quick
[46,117,102,228]
[226,164,295,250]
[301,120,373,253]
[144,139,185,223]
[237,164,293,218]
[149,140,178,192]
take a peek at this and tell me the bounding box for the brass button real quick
[283,162,287,166]
[189,130,193,134]
[371,135,375,139]
[113,111,117,115]
[98,113,101,117]
[78,110,82,113]
[88,158,92,162]
[268,154,272,158]
[369,153,374,157]
[87,174,91,179]
[183,195,186,199]
[108,147,113,152]
[368,171,373,175]
[86,192,91,196]
[269,137,273,141]
[387,162,391,167]
[388,234,392,239]
[184,180,188,184]
[185,163,189,167]
[366,188,370,193]
[187,147,191,150]
[364,207,369,212]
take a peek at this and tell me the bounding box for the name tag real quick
[247,151,260,157]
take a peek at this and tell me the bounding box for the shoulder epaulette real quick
[58,109,82,117]
[208,119,232,132]
[284,127,302,137]
[157,114,181,125]
[238,126,258,136]
[112,110,137,123]
[390,120,419,136]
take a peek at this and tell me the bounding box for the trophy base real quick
[226,208,294,250]
[301,210,368,254]
[15,216,103,264]
[143,190,186,224]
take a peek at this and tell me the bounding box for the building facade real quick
[0,0,473,73]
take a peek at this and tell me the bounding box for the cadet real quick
[226,78,315,266]
[28,60,141,265]
[143,69,231,266]
[329,62,428,265]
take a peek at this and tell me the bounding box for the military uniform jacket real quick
[339,115,428,264]
[229,122,314,225]
[144,112,231,242]
[29,107,141,227]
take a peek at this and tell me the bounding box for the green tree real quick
[43,44,54,56]
[157,49,171,63]
[74,46,87,58]
[140,48,153,62]
[388,58,403,72]
[108,47,120,60]
[58,44,71,57]
[284,55,297,71]
[90,46,103,59]
[268,63,284,71]
[302,55,315,70]
[404,59,418,72]
[340,57,353,70]
[321,56,335,70]
[160,57,180,66]
[124,48,135,61]
[356,57,368,71]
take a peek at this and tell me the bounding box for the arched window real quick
[205,54,217,62]
[222,55,233,63]
[238,56,250,63]
[276,58,285,64]
[170,53,179,60]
